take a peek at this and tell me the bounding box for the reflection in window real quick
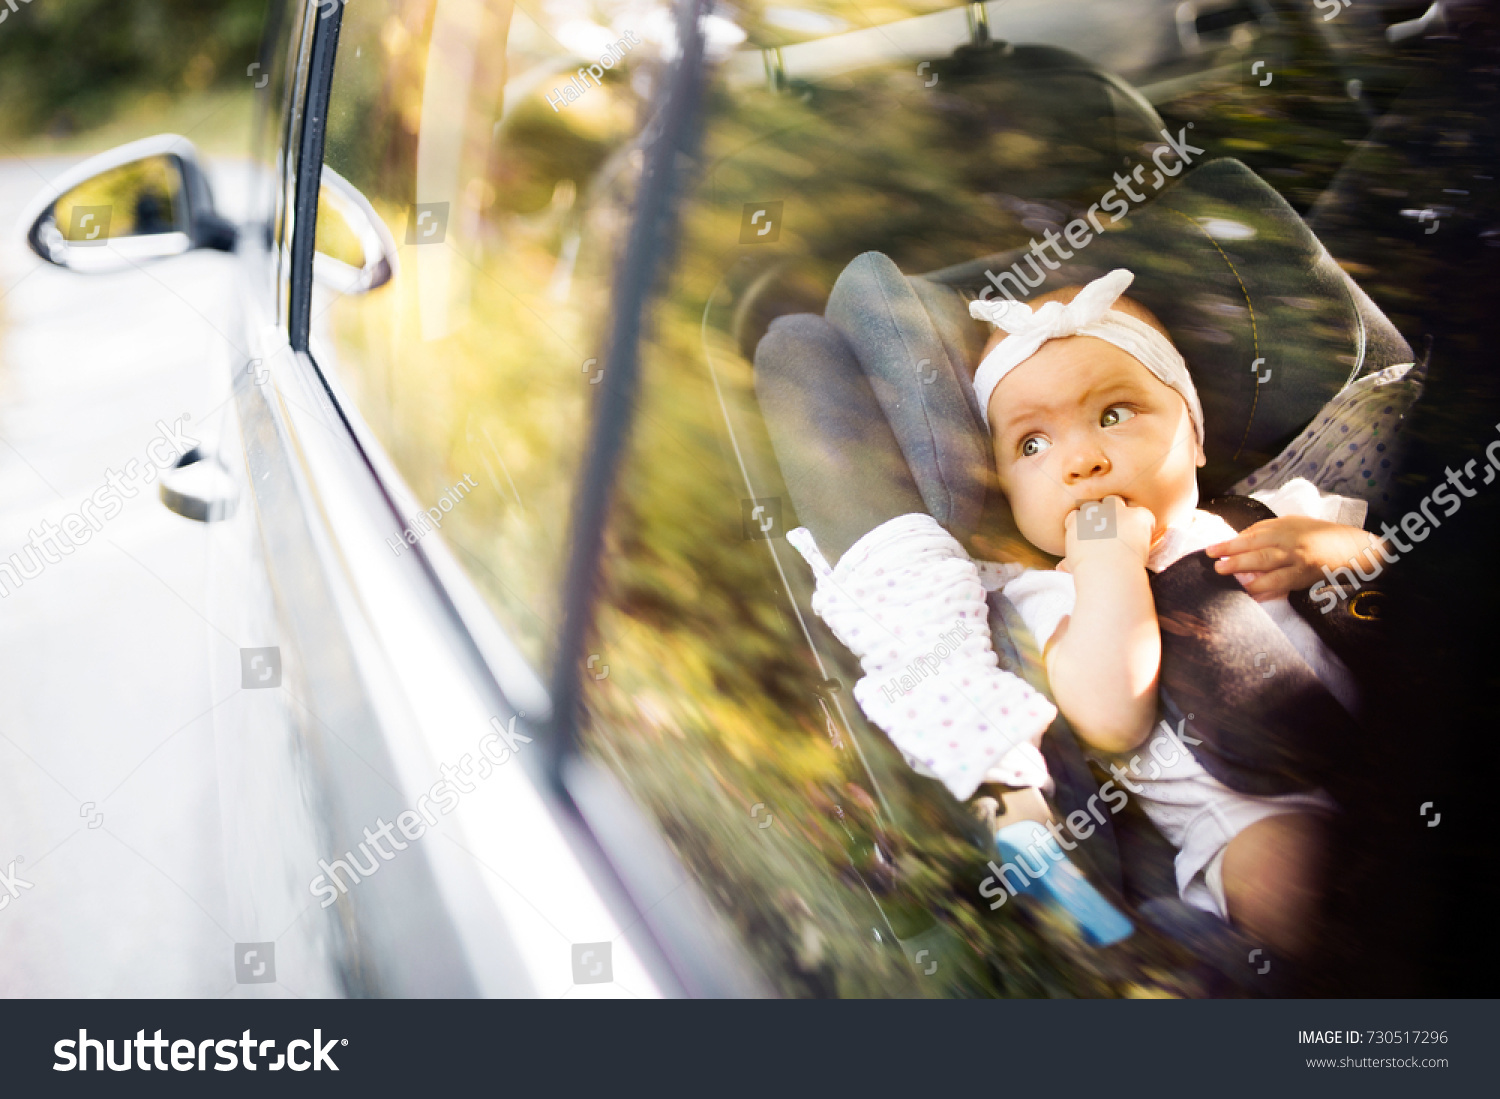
[318,0,650,667]
[578,4,1204,997]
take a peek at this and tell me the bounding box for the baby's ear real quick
[1194,440,1207,468]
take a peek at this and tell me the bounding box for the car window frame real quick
[288,1,343,351]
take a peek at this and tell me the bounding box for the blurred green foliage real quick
[0,0,267,136]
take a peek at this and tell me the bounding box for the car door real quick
[237,0,766,997]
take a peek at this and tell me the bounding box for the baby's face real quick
[985,333,1205,557]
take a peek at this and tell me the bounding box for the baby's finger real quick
[1213,547,1287,574]
[1238,566,1300,600]
[1206,520,1281,557]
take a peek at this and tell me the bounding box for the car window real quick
[571,0,1244,998]
[310,0,1243,999]
[314,0,1435,997]
[317,0,650,667]
[572,0,1430,996]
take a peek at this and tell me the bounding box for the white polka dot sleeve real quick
[786,514,1058,802]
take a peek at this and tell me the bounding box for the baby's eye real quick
[1020,434,1051,458]
[1101,405,1136,428]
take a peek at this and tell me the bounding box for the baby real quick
[967,269,1383,956]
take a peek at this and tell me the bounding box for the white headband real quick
[968,269,1204,446]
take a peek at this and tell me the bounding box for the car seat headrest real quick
[726,41,1169,367]
[823,253,992,535]
[819,158,1414,539]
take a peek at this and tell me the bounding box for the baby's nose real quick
[1063,448,1112,483]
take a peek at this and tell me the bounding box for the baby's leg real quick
[1221,811,1325,958]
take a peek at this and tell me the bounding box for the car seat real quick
[716,36,1175,370]
[750,154,1415,990]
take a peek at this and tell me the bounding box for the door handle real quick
[159,445,238,523]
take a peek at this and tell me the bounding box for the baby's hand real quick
[1206,516,1382,601]
[1060,495,1154,573]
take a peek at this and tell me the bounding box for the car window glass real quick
[319,0,1427,997]
[575,0,1403,995]
[575,0,1206,997]
[318,0,650,666]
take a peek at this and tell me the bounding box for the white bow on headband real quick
[969,268,1204,445]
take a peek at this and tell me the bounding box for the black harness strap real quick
[1149,496,1364,794]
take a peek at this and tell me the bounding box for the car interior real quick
[596,0,1445,994]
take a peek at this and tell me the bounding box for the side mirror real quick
[313,165,399,295]
[19,134,236,273]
